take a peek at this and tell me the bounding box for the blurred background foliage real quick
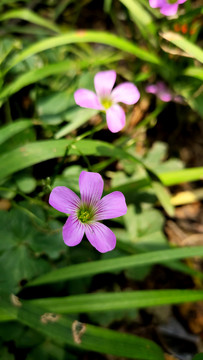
[0,0,203,359]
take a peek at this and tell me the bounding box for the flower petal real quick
[106,104,125,133]
[146,82,173,102]
[146,84,158,94]
[149,0,164,8]
[159,92,172,102]
[79,171,104,206]
[96,191,127,220]
[160,3,178,15]
[94,70,116,97]
[49,186,80,214]
[178,0,186,4]
[63,215,84,246]
[74,89,102,109]
[111,82,140,105]
[85,222,116,253]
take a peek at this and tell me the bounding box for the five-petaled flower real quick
[146,81,183,103]
[49,171,127,253]
[74,70,140,133]
[149,0,186,16]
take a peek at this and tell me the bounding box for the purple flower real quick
[74,70,140,133]
[49,171,127,253]
[149,0,186,16]
[146,82,183,103]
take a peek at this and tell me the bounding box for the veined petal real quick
[79,171,104,206]
[106,104,125,133]
[63,215,84,246]
[111,82,140,105]
[160,3,178,15]
[96,191,127,220]
[94,70,116,98]
[74,89,102,109]
[85,222,116,253]
[149,0,164,8]
[49,186,80,214]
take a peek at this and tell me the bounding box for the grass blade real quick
[0,296,164,360]
[28,246,203,287]
[159,167,203,186]
[0,119,33,145]
[0,139,143,181]
[183,67,203,81]
[6,30,161,74]
[28,289,203,313]
[0,9,60,33]
[161,31,203,63]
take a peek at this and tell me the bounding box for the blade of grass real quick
[27,289,203,313]
[161,31,203,63]
[0,52,123,101]
[120,0,156,38]
[0,139,144,181]
[27,246,203,287]
[0,296,164,360]
[159,167,203,186]
[0,119,33,145]
[183,67,203,81]
[0,60,73,99]
[0,9,60,33]
[5,30,162,74]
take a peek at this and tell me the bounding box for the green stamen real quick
[77,206,94,223]
[167,0,177,3]
[101,98,112,110]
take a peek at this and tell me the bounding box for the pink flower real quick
[146,82,183,103]
[74,70,140,133]
[149,0,186,16]
[49,171,127,253]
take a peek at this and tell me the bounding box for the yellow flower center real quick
[77,206,94,223]
[101,98,113,110]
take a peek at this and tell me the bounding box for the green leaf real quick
[0,208,51,291]
[123,205,167,249]
[27,289,203,313]
[6,30,161,74]
[152,181,174,217]
[0,297,164,360]
[37,91,74,117]
[28,246,203,287]
[0,9,60,33]
[161,31,203,63]
[0,120,33,146]
[27,220,65,260]
[16,173,37,193]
